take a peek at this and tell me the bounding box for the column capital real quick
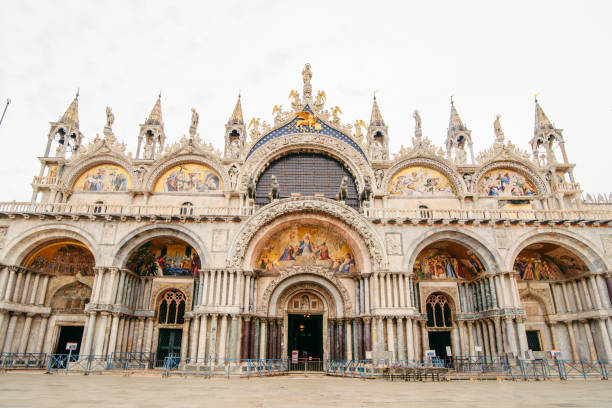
[361,316,371,323]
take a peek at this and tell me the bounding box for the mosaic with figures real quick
[478,169,536,197]
[256,225,357,275]
[414,245,485,279]
[154,163,222,192]
[126,237,201,277]
[74,165,131,192]
[389,166,454,196]
[24,241,95,276]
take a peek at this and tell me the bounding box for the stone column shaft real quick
[190,315,200,360]
[17,315,33,354]
[198,315,208,360]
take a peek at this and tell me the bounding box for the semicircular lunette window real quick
[255,152,359,208]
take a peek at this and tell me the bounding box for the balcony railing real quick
[553,182,581,193]
[362,207,612,223]
[0,201,254,219]
[31,176,57,185]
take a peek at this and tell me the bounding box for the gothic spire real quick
[448,97,466,132]
[146,92,163,126]
[229,93,244,124]
[369,94,385,126]
[534,96,553,134]
[60,89,80,129]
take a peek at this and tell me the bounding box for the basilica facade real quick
[1,64,611,367]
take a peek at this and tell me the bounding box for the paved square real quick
[0,373,611,408]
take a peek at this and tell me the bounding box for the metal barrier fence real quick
[0,353,47,369]
[289,358,323,372]
[161,356,289,377]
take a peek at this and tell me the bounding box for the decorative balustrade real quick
[553,182,581,193]
[31,176,57,185]
[0,201,254,219]
[362,206,612,223]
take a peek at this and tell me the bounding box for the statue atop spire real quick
[302,63,313,104]
[445,97,474,164]
[189,108,199,137]
[136,93,166,160]
[224,93,247,160]
[493,114,504,145]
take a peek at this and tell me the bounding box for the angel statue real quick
[353,119,366,143]
[314,90,327,111]
[289,89,301,111]
[248,117,261,141]
[330,106,342,126]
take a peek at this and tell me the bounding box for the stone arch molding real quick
[2,224,99,266]
[144,153,229,192]
[109,224,210,269]
[276,283,334,318]
[226,197,387,270]
[263,268,351,317]
[403,228,503,276]
[384,157,466,196]
[505,230,610,274]
[472,160,549,196]
[240,133,376,193]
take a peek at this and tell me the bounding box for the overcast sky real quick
[0,0,610,201]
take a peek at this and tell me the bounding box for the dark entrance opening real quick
[156,328,182,366]
[54,325,84,355]
[428,331,452,360]
[526,330,542,351]
[288,314,323,370]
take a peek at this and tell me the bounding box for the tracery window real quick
[157,290,186,324]
[255,152,359,209]
[426,294,452,328]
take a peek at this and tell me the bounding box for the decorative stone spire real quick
[529,96,566,165]
[302,63,313,105]
[445,97,473,164]
[146,92,163,126]
[229,93,244,124]
[224,93,246,160]
[136,93,166,160]
[369,94,386,127]
[60,89,80,129]
[534,96,553,134]
[366,93,389,160]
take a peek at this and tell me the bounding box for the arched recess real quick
[506,230,609,276]
[403,228,502,276]
[144,154,228,193]
[2,224,99,266]
[50,281,92,311]
[472,160,549,197]
[239,134,375,194]
[226,197,386,271]
[63,155,133,192]
[109,224,209,272]
[264,273,349,317]
[384,157,465,196]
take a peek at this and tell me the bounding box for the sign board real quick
[527,350,535,361]
[474,346,482,353]
[291,350,299,364]
[66,343,78,351]
[365,351,372,359]
[425,350,436,357]
[551,350,562,358]
[445,346,452,357]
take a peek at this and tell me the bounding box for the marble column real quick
[94,312,110,356]
[267,319,275,359]
[353,319,360,360]
[17,314,33,354]
[516,318,529,356]
[230,316,240,360]
[346,319,353,361]
[107,313,120,357]
[376,317,384,353]
[208,315,218,361]
[190,314,200,360]
[3,268,16,301]
[386,317,395,360]
[582,320,597,360]
[82,313,97,355]
[467,321,474,355]
[252,318,259,359]
[486,320,497,356]
[276,318,282,359]
[494,318,504,355]
[504,318,518,356]
[413,319,420,361]
[259,318,267,360]
[405,318,414,360]
[329,320,335,360]
[180,317,191,361]
[547,322,558,350]
[35,316,49,354]
[363,317,372,355]
[241,317,250,360]
[566,321,579,361]
[144,317,154,354]
[420,321,429,359]
[397,317,406,361]
[364,278,371,314]
[218,315,228,361]
[198,315,208,360]
[596,318,612,360]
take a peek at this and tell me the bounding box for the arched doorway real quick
[425,293,454,360]
[286,292,325,364]
[155,289,187,365]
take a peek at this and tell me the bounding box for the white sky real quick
[0,0,611,201]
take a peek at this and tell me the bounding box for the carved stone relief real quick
[385,232,403,256]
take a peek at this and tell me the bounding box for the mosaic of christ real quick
[256,225,357,275]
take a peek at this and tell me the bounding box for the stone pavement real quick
[0,372,610,408]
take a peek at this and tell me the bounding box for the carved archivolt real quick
[383,157,466,196]
[144,153,228,192]
[519,287,553,316]
[260,266,353,316]
[239,133,375,193]
[472,160,549,196]
[277,285,331,317]
[226,197,386,270]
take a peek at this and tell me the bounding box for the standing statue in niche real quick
[455,147,467,164]
[143,134,155,160]
[246,175,256,199]
[229,138,241,159]
[375,169,384,189]
[228,166,239,190]
[269,175,280,201]
[336,176,348,201]
[371,141,386,160]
